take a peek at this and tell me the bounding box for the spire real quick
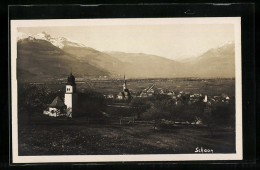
[67,72,76,86]
[123,73,127,90]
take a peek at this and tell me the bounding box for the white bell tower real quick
[64,73,77,117]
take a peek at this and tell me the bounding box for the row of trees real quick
[130,94,235,131]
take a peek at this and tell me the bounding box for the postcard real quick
[11,17,242,163]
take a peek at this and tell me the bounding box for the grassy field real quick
[18,118,235,156]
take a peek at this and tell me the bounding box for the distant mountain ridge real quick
[180,42,235,77]
[17,32,235,81]
[104,51,182,78]
[17,32,86,49]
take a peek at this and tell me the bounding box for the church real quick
[117,74,132,101]
[43,73,78,118]
[64,72,78,117]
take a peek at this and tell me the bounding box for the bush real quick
[141,107,170,130]
[211,103,235,127]
[75,91,106,117]
[138,95,205,125]
[200,103,235,135]
[130,97,152,106]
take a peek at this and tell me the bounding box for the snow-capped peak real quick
[218,41,234,48]
[17,31,86,49]
[33,32,51,40]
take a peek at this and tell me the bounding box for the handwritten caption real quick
[195,147,213,153]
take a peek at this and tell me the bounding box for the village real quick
[104,83,231,105]
[42,73,233,123]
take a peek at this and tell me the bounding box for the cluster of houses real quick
[104,82,232,106]
[138,84,155,97]
[157,89,231,105]
[43,73,232,118]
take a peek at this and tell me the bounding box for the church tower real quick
[64,72,77,118]
[123,73,127,91]
[117,73,132,101]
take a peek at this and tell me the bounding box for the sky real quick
[18,24,234,60]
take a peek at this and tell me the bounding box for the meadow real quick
[18,117,235,155]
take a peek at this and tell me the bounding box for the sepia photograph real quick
[11,18,242,163]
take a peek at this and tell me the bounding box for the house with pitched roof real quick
[43,96,66,117]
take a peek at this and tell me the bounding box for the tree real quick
[141,107,170,131]
[211,103,235,127]
[75,91,106,118]
[200,103,235,136]
[18,84,64,124]
[180,102,205,124]
[178,94,190,105]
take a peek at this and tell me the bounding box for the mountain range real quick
[17,32,235,82]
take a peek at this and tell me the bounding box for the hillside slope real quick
[105,52,182,78]
[180,43,235,77]
[17,38,109,82]
[62,46,124,76]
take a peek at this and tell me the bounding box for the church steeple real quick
[64,72,78,118]
[67,72,76,86]
[123,73,127,91]
[66,72,76,93]
[117,73,132,101]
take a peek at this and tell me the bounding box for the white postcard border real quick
[11,17,242,163]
